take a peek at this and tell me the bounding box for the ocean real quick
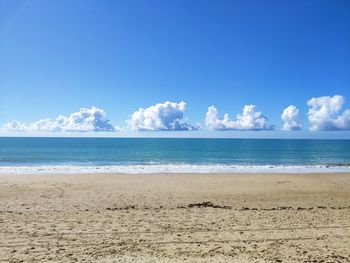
[0,137,349,174]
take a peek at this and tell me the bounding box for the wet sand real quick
[0,172,350,262]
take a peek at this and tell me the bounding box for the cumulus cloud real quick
[2,106,117,132]
[2,120,27,132]
[281,105,302,131]
[127,101,196,131]
[205,105,273,130]
[307,95,350,131]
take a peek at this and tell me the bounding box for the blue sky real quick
[1,0,350,138]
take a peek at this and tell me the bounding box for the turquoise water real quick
[0,138,349,173]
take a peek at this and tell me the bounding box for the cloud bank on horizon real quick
[2,95,350,133]
[281,105,302,131]
[307,95,350,131]
[127,101,196,131]
[2,106,117,133]
[205,105,273,131]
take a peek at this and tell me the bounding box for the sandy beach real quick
[0,172,349,262]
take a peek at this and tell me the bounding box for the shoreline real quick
[1,164,350,175]
[2,171,350,176]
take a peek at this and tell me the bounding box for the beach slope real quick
[1,173,350,262]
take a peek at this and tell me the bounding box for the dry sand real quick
[0,172,350,262]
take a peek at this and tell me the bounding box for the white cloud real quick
[307,95,350,131]
[2,106,117,132]
[205,105,273,130]
[281,105,302,131]
[127,101,196,131]
[2,120,27,132]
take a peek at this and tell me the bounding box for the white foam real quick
[0,164,350,174]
